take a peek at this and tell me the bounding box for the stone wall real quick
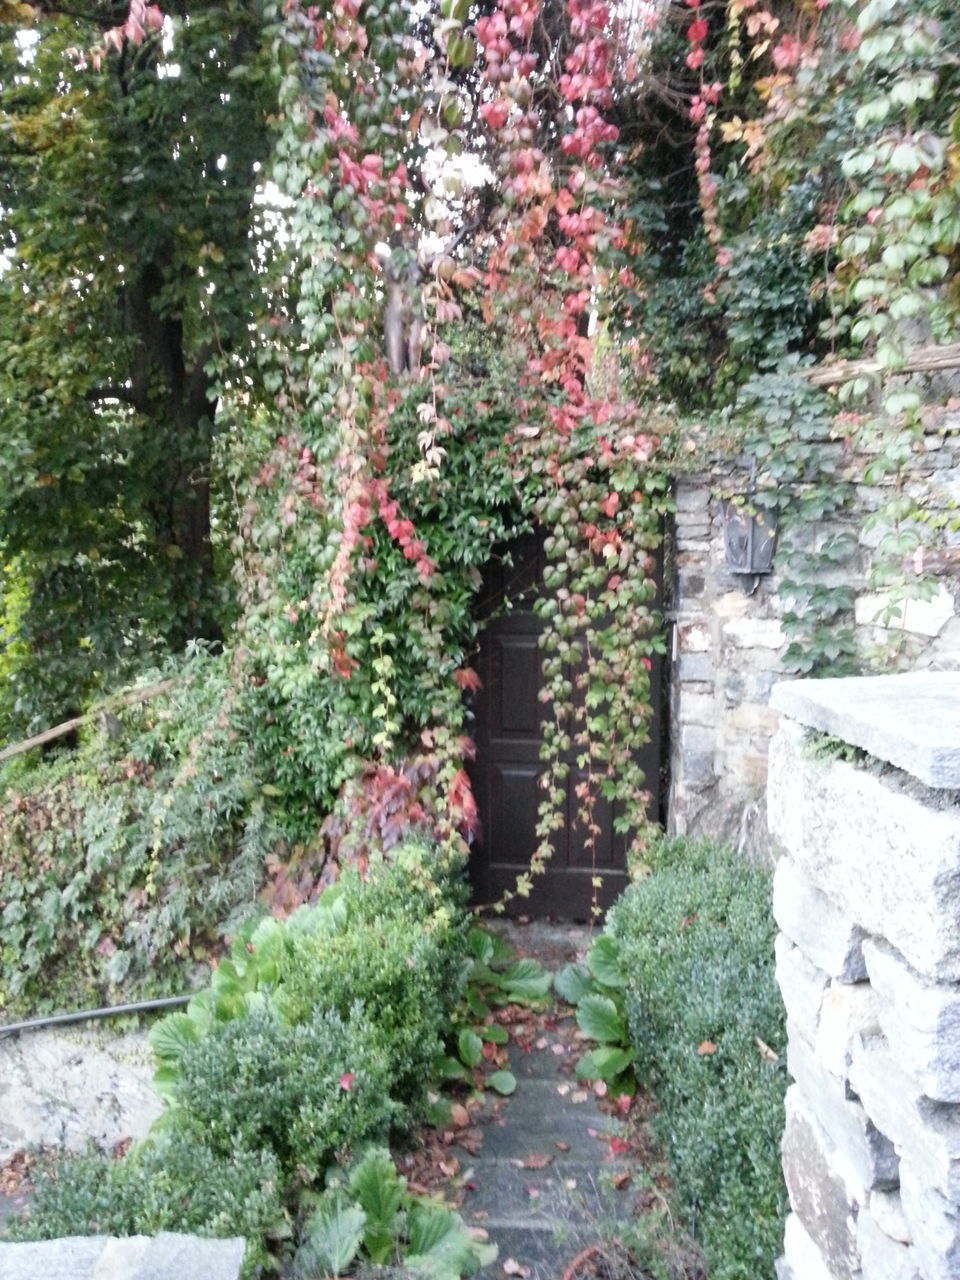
[667,406,960,851]
[767,672,960,1280]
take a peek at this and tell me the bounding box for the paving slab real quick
[0,1236,107,1279]
[770,672,960,788]
[463,923,637,1279]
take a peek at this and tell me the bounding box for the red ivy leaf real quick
[454,667,481,693]
[687,17,708,42]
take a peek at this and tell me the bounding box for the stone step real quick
[0,1232,245,1280]
[477,1223,589,1280]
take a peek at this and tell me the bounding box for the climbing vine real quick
[222,0,666,903]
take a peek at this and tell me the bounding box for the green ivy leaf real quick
[553,962,594,1006]
[586,935,625,989]
[349,1147,405,1265]
[406,1203,495,1275]
[498,958,552,1002]
[148,1011,200,1067]
[480,1024,509,1045]
[300,1193,366,1277]
[575,1045,634,1083]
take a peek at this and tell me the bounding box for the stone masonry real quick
[768,673,960,1280]
[668,410,960,855]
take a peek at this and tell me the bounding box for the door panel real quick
[467,532,661,920]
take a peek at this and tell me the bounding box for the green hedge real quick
[9,841,469,1276]
[608,839,787,1279]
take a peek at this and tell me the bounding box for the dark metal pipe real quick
[0,994,192,1041]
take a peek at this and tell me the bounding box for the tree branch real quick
[0,677,180,763]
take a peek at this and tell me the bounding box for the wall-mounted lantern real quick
[722,464,777,593]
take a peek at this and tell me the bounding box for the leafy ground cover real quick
[0,650,275,1017]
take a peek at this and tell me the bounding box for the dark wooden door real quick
[467,533,661,920]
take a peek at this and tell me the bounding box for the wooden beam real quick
[0,678,180,764]
[805,342,960,388]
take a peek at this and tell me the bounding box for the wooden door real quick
[467,533,661,920]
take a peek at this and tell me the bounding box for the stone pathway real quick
[462,921,637,1279]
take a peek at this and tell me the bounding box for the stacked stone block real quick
[768,675,960,1280]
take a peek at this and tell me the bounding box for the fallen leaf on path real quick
[503,1261,531,1277]
[450,1103,471,1128]
[556,1083,571,1096]
[459,1127,485,1155]
[551,1043,565,1056]
[519,1153,553,1169]
[554,1140,570,1152]
[570,1090,589,1104]
[535,1036,548,1050]
[756,1036,779,1064]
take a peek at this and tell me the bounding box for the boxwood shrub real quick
[607,838,787,1279]
[6,1133,284,1278]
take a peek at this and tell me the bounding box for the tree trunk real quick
[126,257,220,643]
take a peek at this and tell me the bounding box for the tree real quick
[0,1,276,731]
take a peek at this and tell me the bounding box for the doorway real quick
[467,532,662,919]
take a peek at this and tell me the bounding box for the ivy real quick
[736,368,858,675]
[224,0,667,907]
[5,0,959,949]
